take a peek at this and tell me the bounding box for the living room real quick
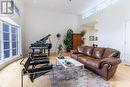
[0,0,130,87]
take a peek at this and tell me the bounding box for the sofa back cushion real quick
[92,47,105,59]
[84,46,94,56]
[103,48,120,58]
[77,46,84,54]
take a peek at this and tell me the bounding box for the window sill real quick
[0,55,22,70]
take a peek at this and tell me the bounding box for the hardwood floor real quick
[0,57,54,87]
[109,64,130,87]
[0,56,130,87]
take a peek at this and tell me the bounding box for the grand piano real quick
[20,34,53,85]
[29,34,52,56]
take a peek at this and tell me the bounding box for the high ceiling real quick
[23,0,101,15]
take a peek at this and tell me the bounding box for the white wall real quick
[80,25,95,46]
[80,21,99,46]
[11,0,24,25]
[79,0,130,63]
[24,6,79,54]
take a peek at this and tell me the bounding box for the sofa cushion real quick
[78,56,101,69]
[70,54,84,60]
[78,56,88,64]
[86,57,101,69]
[77,46,84,54]
[103,48,120,58]
[84,46,94,56]
[92,47,105,59]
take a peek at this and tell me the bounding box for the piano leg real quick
[44,49,46,54]
[48,49,50,56]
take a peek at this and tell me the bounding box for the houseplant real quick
[64,29,73,52]
[57,44,63,54]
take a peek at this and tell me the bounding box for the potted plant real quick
[57,44,63,55]
[64,29,73,52]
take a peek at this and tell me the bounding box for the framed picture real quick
[95,36,98,41]
[89,36,94,41]
[89,36,98,41]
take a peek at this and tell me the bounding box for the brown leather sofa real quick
[70,46,121,80]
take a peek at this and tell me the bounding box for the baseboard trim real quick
[124,64,130,67]
[0,56,22,71]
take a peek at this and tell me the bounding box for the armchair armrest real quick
[100,57,121,69]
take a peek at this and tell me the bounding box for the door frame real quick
[124,19,130,64]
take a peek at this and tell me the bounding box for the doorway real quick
[124,20,130,64]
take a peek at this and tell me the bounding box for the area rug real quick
[49,66,111,87]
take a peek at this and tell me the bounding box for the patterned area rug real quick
[49,66,111,87]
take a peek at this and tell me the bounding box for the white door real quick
[125,20,130,63]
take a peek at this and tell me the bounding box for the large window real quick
[0,19,21,61]
[82,0,119,19]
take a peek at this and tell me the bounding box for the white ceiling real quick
[23,0,101,15]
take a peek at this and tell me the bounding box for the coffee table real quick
[56,56,84,79]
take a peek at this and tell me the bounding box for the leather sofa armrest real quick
[100,57,121,69]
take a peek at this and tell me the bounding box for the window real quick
[82,0,119,19]
[3,23,10,58]
[11,26,18,56]
[0,18,21,61]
